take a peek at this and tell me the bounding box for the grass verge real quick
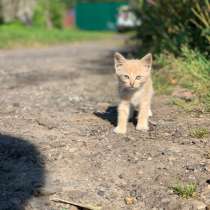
[189,127,209,139]
[153,47,210,112]
[0,23,113,49]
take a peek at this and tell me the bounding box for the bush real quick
[48,0,66,29]
[134,0,210,55]
[32,0,47,27]
[33,0,66,29]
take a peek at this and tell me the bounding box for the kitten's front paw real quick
[149,109,153,117]
[113,127,127,134]
[136,124,149,131]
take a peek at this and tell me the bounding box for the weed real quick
[154,47,210,111]
[170,182,197,198]
[190,127,209,138]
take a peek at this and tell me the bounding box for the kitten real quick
[114,52,154,134]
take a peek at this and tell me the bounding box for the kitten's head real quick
[114,52,152,89]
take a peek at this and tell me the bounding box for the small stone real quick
[124,196,136,205]
[170,79,177,85]
[36,116,57,129]
[206,165,210,172]
[138,201,146,208]
[182,204,191,210]
[206,204,210,210]
[130,189,137,197]
[137,170,143,175]
[191,200,206,210]
[201,187,210,205]
[97,190,105,197]
[172,87,195,101]
[166,132,171,137]
[34,185,59,196]
[161,198,170,204]
[167,199,182,209]
[172,128,182,138]
[29,198,44,210]
[97,102,110,108]
[118,174,123,179]
[69,206,80,210]
[13,102,20,107]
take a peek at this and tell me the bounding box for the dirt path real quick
[0,38,210,210]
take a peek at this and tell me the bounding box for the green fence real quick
[75,2,127,31]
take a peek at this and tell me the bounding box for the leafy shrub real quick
[33,0,47,27]
[33,0,66,29]
[134,0,210,55]
[191,0,210,46]
[48,0,66,29]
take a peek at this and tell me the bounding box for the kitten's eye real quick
[135,76,142,80]
[123,75,129,79]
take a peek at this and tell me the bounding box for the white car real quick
[116,5,141,32]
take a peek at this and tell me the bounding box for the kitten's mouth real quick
[128,87,137,91]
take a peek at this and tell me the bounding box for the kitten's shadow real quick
[94,106,137,126]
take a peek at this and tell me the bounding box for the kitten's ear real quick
[114,52,126,71]
[141,53,152,71]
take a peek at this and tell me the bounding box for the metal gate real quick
[75,2,127,31]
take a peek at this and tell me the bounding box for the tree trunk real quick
[0,0,37,24]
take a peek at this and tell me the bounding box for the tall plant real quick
[191,0,210,43]
[133,0,210,55]
[33,0,66,29]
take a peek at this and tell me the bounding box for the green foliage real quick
[33,0,47,27]
[154,47,210,111]
[190,127,209,139]
[33,0,67,29]
[171,182,197,199]
[49,0,66,29]
[170,98,200,112]
[134,0,210,55]
[191,0,210,44]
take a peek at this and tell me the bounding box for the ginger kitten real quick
[114,52,154,134]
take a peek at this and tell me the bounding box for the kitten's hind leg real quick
[149,109,153,117]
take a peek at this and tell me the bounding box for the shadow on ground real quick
[0,134,45,210]
[94,106,118,126]
[94,106,139,127]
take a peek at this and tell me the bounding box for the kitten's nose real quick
[130,82,134,87]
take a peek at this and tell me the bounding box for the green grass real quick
[170,182,197,199]
[0,23,113,49]
[154,47,210,112]
[189,127,209,139]
[170,98,201,112]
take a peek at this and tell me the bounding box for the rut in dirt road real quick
[0,38,210,210]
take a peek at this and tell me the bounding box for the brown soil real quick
[0,37,210,210]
